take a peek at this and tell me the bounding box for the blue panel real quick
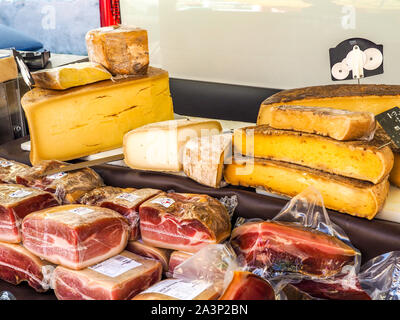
[0,24,43,51]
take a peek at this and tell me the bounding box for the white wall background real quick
[120,0,400,89]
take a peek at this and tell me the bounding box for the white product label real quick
[0,160,12,168]
[116,193,140,203]
[9,190,32,198]
[151,197,175,208]
[141,279,211,300]
[46,172,67,180]
[69,207,94,216]
[89,255,142,278]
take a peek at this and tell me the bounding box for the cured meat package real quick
[139,193,231,252]
[16,160,104,204]
[0,158,30,184]
[53,251,162,300]
[21,205,130,270]
[126,240,171,272]
[0,242,54,292]
[0,184,59,243]
[168,251,193,276]
[79,187,161,240]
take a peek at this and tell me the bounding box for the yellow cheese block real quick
[234,126,393,184]
[390,153,400,187]
[32,62,112,90]
[0,56,18,83]
[22,67,174,165]
[258,84,400,118]
[224,157,389,219]
[258,105,376,141]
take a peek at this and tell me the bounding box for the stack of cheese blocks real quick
[224,104,394,220]
[21,25,174,165]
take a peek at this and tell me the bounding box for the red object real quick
[21,205,129,270]
[230,221,357,277]
[99,0,121,27]
[168,251,193,276]
[219,271,275,300]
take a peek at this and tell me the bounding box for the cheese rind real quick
[123,119,223,172]
[257,105,376,141]
[258,84,400,117]
[234,126,393,184]
[183,133,232,187]
[32,62,112,90]
[22,67,174,165]
[86,25,149,75]
[224,157,389,219]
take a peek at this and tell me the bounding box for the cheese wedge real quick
[22,67,174,165]
[183,133,232,188]
[0,56,18,83]
[123,119,222,172]
[224,157,389,219]
[258,105,376,141]
[258,84,400,118]
[32,62,112,90]
[233,126,393,184]
[86,25,149,75]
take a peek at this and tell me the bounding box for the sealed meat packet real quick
[0,184,59,243]
[80,186,162,240]
[230,187,360,284]
[0,158,30,184]
[16,160,104,204]
[0,242,54,292]
[172,243,277,300]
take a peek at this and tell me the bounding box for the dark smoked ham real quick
[0,158,29,184]
[16,160,104,204]
[126,240,171,272]
[139,193,231,253]
[230,221,357,277]
[0,242,53,292]
[53,251,162,300]
[0,184,59,243]
[22,205,130,270]
[79,187,161,240]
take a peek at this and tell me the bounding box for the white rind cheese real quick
[123,119,223,172]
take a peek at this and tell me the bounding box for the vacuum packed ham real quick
[0,158,29,184]
[168,251,193,276]
[139,193,231,252]
[0,184,59,243]
[80,187,161,240]
[0,241,53,292]
[126,240,171,272]
[230,221,357,277]
[16,160,104,204]
[53,251,162,300]
[22,205,130,270]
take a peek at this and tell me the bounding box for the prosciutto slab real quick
[22,205,129,270]
[80,187,161,240]
[0,184,59,243]
[53,251,162,300]
[126,240,171,272]
[16,160,104,204]
[0,158,29,184]
[139,193,231,253]
[168,251,193,276]
[0,242,53,292]
[230,221,357,277]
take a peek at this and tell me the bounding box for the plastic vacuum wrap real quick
[21,205,130,270]
[0,158,30,184]
[230,187,361,293]
[173,243,277,300]
[16,160,104,204]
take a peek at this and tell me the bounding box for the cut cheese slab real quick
[32,62,111,90]
[257,105,376,141]
[21,67,174,165]
[0,55,18,83]
[258,84,400,117]
[224,157,389,219]
[183,133,232,188]
[53,251,162,300]
[86,25,149,75]
[390,153,400,188]
[234,126,393,184]
[124,119,222,172]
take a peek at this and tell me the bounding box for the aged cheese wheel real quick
[86,25,149,75]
